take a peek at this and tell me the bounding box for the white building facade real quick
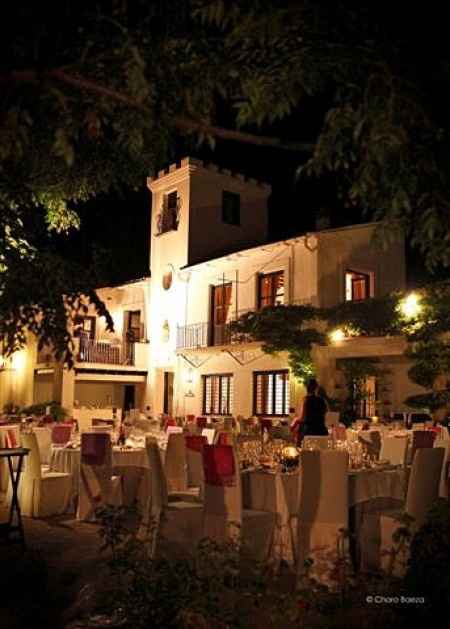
[0,157,427,420]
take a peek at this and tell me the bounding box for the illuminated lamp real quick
[329,328,346,343]
[399,293,422,319]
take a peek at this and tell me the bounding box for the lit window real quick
[203,374,234,415]
[345,270,371,301]
[258,271,284,308]
[222,191,240,226]
[253,370,289,416]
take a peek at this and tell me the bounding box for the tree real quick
[1,1,450,359]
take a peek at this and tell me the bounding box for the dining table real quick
[49,444,150,511]
[241,463,406,568]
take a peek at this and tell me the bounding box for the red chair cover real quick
[260,419,272,432]
[164,417,176,432]
[196,417,207,429]
[81,432,109,465]
[186,414,195,423]
[51,423,72,445]
[5,429,18,448]
[185,435,207,452]
[217,432,230,446]
[203,445,235,486]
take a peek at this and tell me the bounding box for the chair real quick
[202,445,275,560]
[164,417,177,432]
[295,450,350,590]
[91,426,114,434]
[33,427,52,466]
[166,425,183,435]
[138,437,203,558]
[223,417,234,432]
[302,436,332,450]
[201,428,216,445]
[51,423,72,445]
[165,433,188,492]
[92,418,115,428]
[434,441,450,498]
[185,435,207,488]
[362,448,445,575]
[16,432,71,517]
[215,431,233,446]
[195,415,207,427]
[410,430,436,462]
[77,433,122,522]
[379,435,409,466]
[0,425,21,491]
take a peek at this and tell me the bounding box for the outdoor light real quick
[329,328,346,343]
[399,292,422,319]
[11,352,26,371]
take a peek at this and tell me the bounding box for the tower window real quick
[222,191,240,226]
[345,270,371,301]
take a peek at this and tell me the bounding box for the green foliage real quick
[327,295,401,337]
[230,305,325,383]
[404,390,450,412]
[21,400,68,421]
[404,500,450,618]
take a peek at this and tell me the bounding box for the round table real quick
[49,446,149,510]
[242,465,406,566]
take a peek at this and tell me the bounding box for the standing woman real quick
[297,378,328,446]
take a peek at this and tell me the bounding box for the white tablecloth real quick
[242,466,406,565]
[50,446,149,510]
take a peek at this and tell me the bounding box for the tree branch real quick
[3,69,314,153]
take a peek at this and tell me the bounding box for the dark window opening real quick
[222,191,240,226]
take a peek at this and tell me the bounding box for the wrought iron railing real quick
[77,338,135,366]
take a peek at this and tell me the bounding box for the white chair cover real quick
[302,436,332,450]
[362,447,445,575]
[139,437,202,558]
[16,432,71,517]
[201,428,216,445]
[185,435,207,488]
[379,435,408,466]
[165,433,188,492]
[434,440,450,498]
[202,445,275,561]
[77,433,122,522]
[32,427,52,466]
[296,450,350,590]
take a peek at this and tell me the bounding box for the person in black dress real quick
[297,378,328,446]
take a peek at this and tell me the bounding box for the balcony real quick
[176,311,253,351]
[75,338,148,369]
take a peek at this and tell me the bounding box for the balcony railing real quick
[77,338,135,366]
[176,309,254,350]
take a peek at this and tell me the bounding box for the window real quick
[73,316,96,339]
[126,311,141,342]
[203,374,234,415]
[345,270,371,301]
[157,190,179,234]
[253,370,289,416]
[258,271,284,308]
[222,191,240,226]
[210,283,232,345]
